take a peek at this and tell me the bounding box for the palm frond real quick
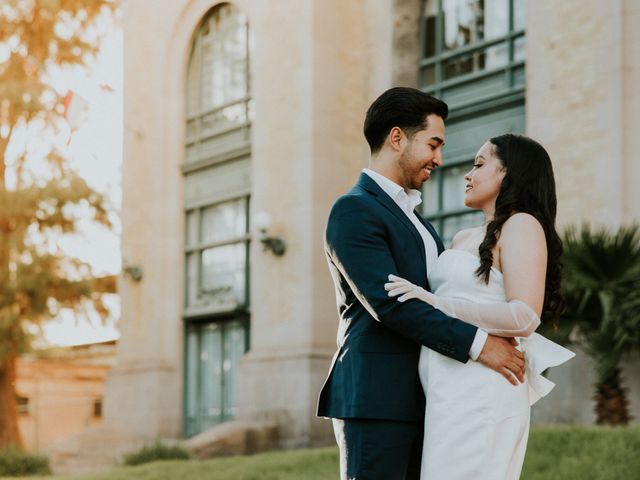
[562,223,640,383]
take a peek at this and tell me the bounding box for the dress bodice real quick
[426,248,575,406]
[428,249,505,303]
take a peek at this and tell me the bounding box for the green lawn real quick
[6,426,640,480]
[521,426,640,479]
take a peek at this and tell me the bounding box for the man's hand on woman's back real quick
[478,335,525,385]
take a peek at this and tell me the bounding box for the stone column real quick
[102,0,191,439]
[237,0,394,448]
[621,0,640,222]
[526,0,628,227]
[391,0,423,87]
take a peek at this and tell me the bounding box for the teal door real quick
[184,318,248,437]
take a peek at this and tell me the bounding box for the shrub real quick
[122,441,192,466]
[561,223,640,425]
[0,448,51,476]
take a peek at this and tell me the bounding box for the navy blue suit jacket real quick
[317,172,478,422]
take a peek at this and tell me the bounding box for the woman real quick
[385,133,574,480]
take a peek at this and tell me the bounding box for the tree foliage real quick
[0,0,118,448]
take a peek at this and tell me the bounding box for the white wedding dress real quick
[419,249,574,480]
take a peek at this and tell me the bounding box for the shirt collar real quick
[362,168,423,214]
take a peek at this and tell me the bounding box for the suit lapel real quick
[356,173,426,267]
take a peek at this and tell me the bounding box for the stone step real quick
[45,424,144,475]
[183,420,278,458]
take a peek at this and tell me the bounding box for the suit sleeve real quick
[326,197,477,363]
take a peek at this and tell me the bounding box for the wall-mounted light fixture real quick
[122,263,144,282]
[253,211,286,256]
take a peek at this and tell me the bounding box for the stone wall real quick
[16,346,114,452]
[526,0,640,226]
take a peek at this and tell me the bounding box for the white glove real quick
[384,274,540,337]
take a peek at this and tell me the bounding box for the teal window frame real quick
[184,195,251,318]
[182,2,252,437]
[419,0,525,110]
[419,0,526,243]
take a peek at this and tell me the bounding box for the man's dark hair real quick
[363,87,448,154]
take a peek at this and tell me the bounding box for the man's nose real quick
[433,149,443,167]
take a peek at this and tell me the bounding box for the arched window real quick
[185,3,252,164]
[419,0,525,242]
[183,3,251,437]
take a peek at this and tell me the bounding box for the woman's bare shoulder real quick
[499,213,546,251]
[502,213,544,236]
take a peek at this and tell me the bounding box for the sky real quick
[40,19,123,347]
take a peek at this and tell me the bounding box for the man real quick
[317,87,525,480]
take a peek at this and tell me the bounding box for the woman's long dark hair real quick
[475,133,565,325]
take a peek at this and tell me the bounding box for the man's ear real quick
[388,126,406,152]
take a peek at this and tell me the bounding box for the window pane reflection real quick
[423,0,437,58]
[201,324,223,426]
[443,44,508,80]
[185,328,199,409]
[200,104,249,136]
[222,321,246,419]
[443,0,508,51]
[442,211,484,245]
[186,252,200,307]
[442,164,471,211]
[201,244,246,306]
[423,172,440,217]
[186,48,201,115]
[200,4,249,109]
[201,199,247,244]
[514,36,526,62]
[514,0,526,31]
[186,211,199,246]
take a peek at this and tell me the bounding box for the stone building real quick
[104,0,640,450]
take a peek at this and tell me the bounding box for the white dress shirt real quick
[362,168,487,360]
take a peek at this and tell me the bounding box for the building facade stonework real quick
[17,342,116,452]
[104,0,640,449]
